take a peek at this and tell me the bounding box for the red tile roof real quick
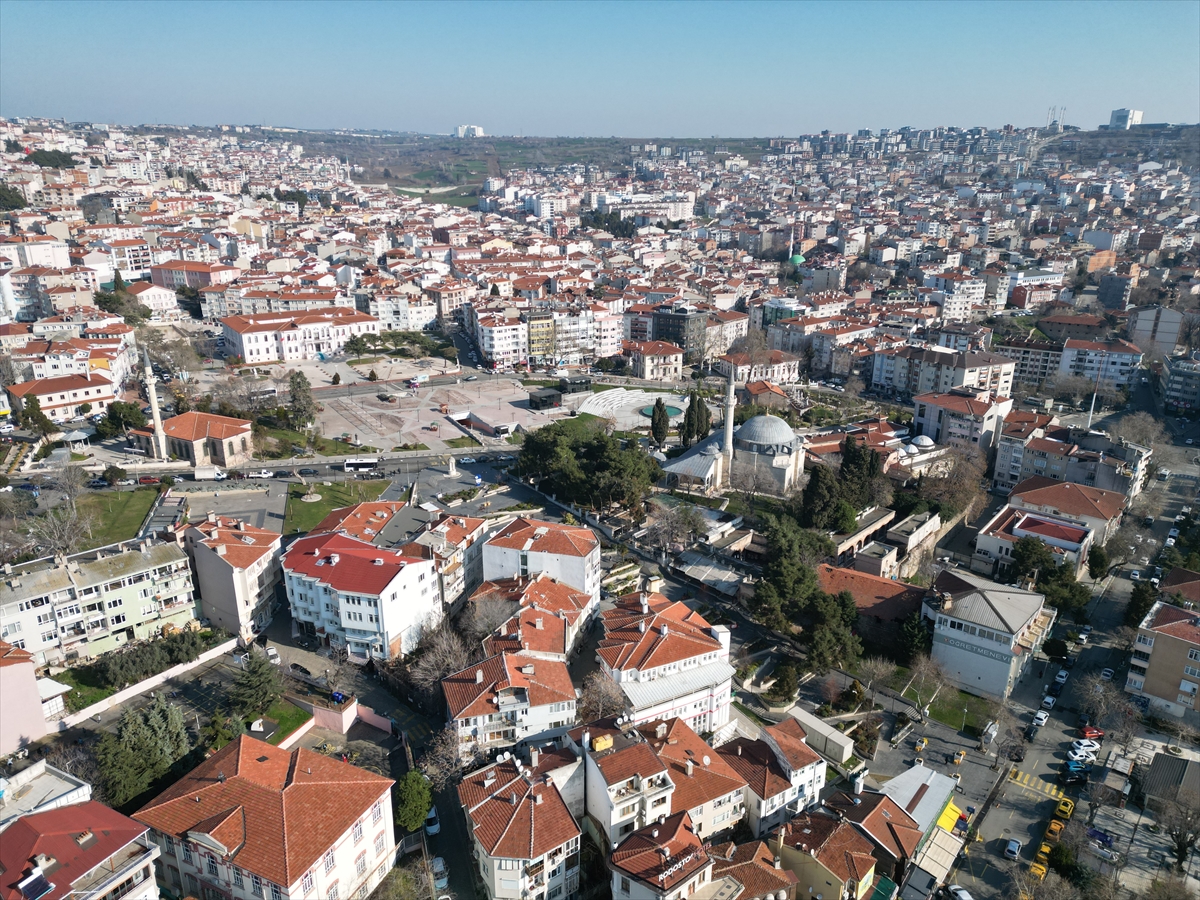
[134,736,392,889]
[709,841,799,898]
[775,814,876,885]
[0,638,34,668]
[763,718,822,771]
[456,760,579,861]
[310,501,407,541]
[5,372,112,397]
[598,592,722,672]
[161,411,251,442]
[1145,600,1200,644]
[189,516,281,570]
[442,652,575,721]
[283,532,430,596]
[635,718,746,813]
[1009,475,1126,522]
[1158,568,1200,606]
[824,791,922,863]
[486,517,599,558]
[610,812,709,889]
[0,802,148,900]
[816,565,925,623]
[717,737,792,801]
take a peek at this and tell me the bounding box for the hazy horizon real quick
[2,0,1197,137]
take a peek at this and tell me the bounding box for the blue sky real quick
[1,1,1197,136]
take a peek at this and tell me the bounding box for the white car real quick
[430,857,448,891]
[1101,668,1115,681]
[0,424,14,434]
[265,646,280,665]
[1033,710,1050,726]
[1169,528,1181,539]
[459,457,476,465]
[1130,571,1141,582]
[1067,748,1097,763]
[946,887,975,900]
[253,469,273,479]
[1072,739,1102,753]
[1055,669,1070,684]
[1042,695,1057,710]
[1166,538,1177,548]
[1076,633,1089,644]
[1088,844,1121,863]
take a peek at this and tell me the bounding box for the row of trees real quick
[342,331,458,361]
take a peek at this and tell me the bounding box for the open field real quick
[77,489,159,549]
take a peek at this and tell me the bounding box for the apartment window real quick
[374,833,385,856]
[110,614,126,626]
[355,854,367,877]
[234,869,244,889]
[324,850,335,874]
[377,865,386,880]
[302,873,314,895]
[182,845,193,864]
[620,877,631,894]
[207,857,219,877]
[271,884,282,900]
[252,876,263,896]
[352,821,363,844]
[327,885,338,900]
[371,801,382,825]
[1190,649,1200,663]
[1137,634,1155,647]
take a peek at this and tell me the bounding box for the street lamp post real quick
[962,707,969,732]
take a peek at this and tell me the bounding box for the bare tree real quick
[461,599,518,648]
[325,646,351,692]
[1108,703,1142,756]
[1142,876,1200,900]
[907,654,950,719]
[1076,672,1125,726]
[577,670,626,723]
[1104,522,1143,569]
[728,329,772,370]
[1113,625,1139,655]
[0,515,35,564]
[27,506,94,556]
[1155,789,1200,874]
[919,448,987,519]
[1108,411,1168,449]
[45,740,106,804]
[858,656,897,709]
[1085,780,1120,827]
[644,500,705,552]
[420,724,482,792]
[407,626,471,697]
[54,464,90,512]
[375,857,435,900]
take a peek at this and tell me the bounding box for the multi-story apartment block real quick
[703,309,749,360]
[135,736,394,900]
[993,418,1150,498]
[568,718,676,849]
[443,652,576,753]
[772,813,878,900]
[477,313,528,370]
[220,307,380,364]
[717,719,826,838]
[1127,305,1190,360]
[872,347,1014,399]
[715,349,801,384]
[610,812,714,900]
[972,506,1094,580]
[457,756,581,900]
[912,388,1013,452]
[0,803,161,900]
[1159,353,1200,412]
[356,293,437,332]
[922,272,985,321]
[1007,476,1126,545]
[483,518,602,606]
[149,260,240,289]
[596,591,733,731]
[525,310,556,365]
[0,540,197,667]
[924,568,1055,701]
[1056,338,1144,390]
[992,339,1063,388]
[282,531,440,661]
[6,371,116,423]
[651,304,708,365]
[1126,600,1200,720]
[474,573,594,662]
[628,340,684,381]
[182,513,283,641]
[398,514,489,616]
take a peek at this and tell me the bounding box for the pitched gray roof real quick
[933,569,1045,635]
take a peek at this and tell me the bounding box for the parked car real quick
[1101,668,1115,681]
[1042,696,1057,710]
[465,375,478,381]
[265,647,280,665]
[252,469,273,479]
[1033,711,1050,726]
[1067,749,1097,763]
[1055,669,1070,684]
[1004,840,1022,860]
[1008,745,1027,762]
[1056,799,1075,820]
[274,471,293,479]
[1048,682,1063,697]
[299,468,319,476]
[1071,739,1102,753]
[1080,625,1093,637]
[1023,724,1039,742]
[1058,772,1085,786]
[0,424,14,434]
[138,476,160,485]
[946,887,974,900]
[290,662,312,678]
[1130,570,1141,581]
[430,858,449,891]
[1079,726,1106,740]
[460,457,476,465]
[424,806,441,836]
[87,479,108,489]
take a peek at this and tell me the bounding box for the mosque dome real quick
[912,434,936,449]
[790,254,806,266]
[736,414,797,448]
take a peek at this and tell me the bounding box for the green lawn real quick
[904,683,994,735]
[258,426,341,457]
[76,489,159,550]
[393,443,429,451]
[53,666,117,712]
[444,435,481,449]
[265,699,313,745]
[346,357,384,367]
[282,480,390,535]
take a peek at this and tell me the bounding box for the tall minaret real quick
[142,349,168,460]
[722,367,736,484]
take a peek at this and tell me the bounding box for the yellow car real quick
[1045,820,1065,842]
[1056,798,1075,820]
[1035,843,1053,864]
[1030,863,1048,881]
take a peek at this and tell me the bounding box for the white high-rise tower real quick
[142,349,167,459]
[722,367,736,483]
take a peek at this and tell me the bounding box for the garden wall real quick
[56,637,239,731]
[277,716,317,750]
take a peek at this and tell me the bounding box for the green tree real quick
[19,395,54,435]
[1010,535,1056,581]
[3,139,21,153]
[202,713,246,751]
[227,649,284,717]
[1087,545,1109,579]
[650,397,669,448]
[1043,638,1070,660]
[1126,581,1160,628]
[331,372,341,385]
[367,369,379,382]
[832,500,858,534]
[395,771,433,833]
[112,271,127,293]
[96,694,191,807]
[798,464,840,530]
[898,610,931,663]
[288,370,316,425]
[26,149,78,168]
[768,663,799,701]
[0,185,26,211]
[101,465,127,485]
[808,620,863,673]
[343,335,369,357]
[94,401,147,439]
[490,283,501,296]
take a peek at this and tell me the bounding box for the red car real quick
[1080,726,1105,740]
[138,476,160,485]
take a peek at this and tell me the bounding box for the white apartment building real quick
[715,349,801,384]
[126,281,183,320]
[136,737,395,900]
[399,513,489,616]
[283,531,440,661]
[1056,338,1144,390]
[924,569,1055,701]
[717,719,826,837]
[183,513,283,642]
[596,591,733,732]
[483,518,602,607]
[6,371,116,422]
[221,307,380,364]
[457,757,581,900]
[357,293,438,332]
[0,540,197,666]
[594,311,624,360]
[475,573,594,662]
[628,340,684,381]
[922,271,986,320]
[912,388,1013,452]
[477,313,529,370]
[443,652,576,753]
[0,802,161,900]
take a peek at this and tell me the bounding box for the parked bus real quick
[344,457,380,473]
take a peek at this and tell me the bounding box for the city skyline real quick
[1,0,1197,136]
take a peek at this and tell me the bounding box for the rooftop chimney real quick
[686,759,694,777]
[535,793,543,805]
[207,511,217,524]
[476,669,484,683]
[530,748,539,768]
